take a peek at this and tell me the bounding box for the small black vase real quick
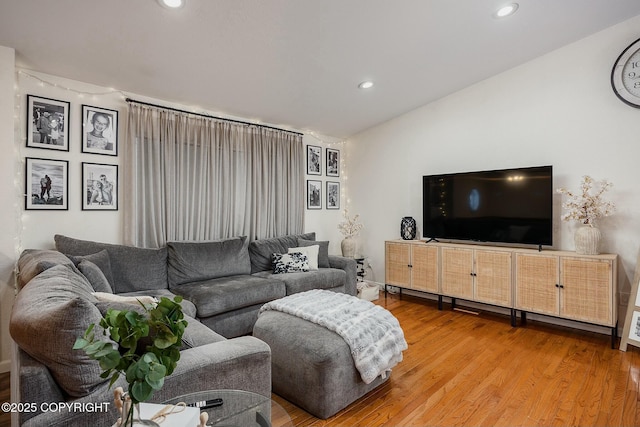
[401,217,416,240]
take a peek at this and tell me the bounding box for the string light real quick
[18,70,129,99]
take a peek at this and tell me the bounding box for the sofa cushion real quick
[9,264,106,398]
[248,232,316,273]
[167,237,251,287]
[254,268,347,295]
[17,249,78,289]
[93,303,224,351]
[273,252,310,274]
[77,260,113,293]
[170,275,286,318]
[118,289,198,318]
[288,244,319,270]
[67,249,115,291]
[298,238,330,268]
[55,234,168,293]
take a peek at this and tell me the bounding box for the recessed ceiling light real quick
[358,81,374,89]
[158,0,185,9]
[494,3,519,18]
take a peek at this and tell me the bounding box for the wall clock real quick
[611,37,640,108]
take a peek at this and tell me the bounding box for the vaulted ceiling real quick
[1,1,640,137]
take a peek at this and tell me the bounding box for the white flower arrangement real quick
[556,175,615,226]
[338,209,364,238]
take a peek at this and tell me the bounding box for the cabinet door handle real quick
[408,264,412,268]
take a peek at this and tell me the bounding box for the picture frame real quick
[326,181,340,209]
[25,157,68,210]
[326,148,340,177]
[82,105,119,156]
[82,162,118,210]
[307,145,321,175]
[26,95,70,151]
[307,180,322,209]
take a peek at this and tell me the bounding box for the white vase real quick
[574,225,601,255]
[341,237,356,258]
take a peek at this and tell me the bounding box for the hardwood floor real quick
[2,293,639,427]
[275,293,640,427]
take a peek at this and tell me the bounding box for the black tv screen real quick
[422,165,553,246]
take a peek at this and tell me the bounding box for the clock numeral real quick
[628,71,637,79]
[634,81,640,89]
[631,61,640,69]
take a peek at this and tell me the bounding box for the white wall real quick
[346,16,640,316]
[0,46,16,373]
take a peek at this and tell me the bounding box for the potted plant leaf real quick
[74,296,188,426]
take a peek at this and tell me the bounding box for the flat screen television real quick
[422,165,553,247]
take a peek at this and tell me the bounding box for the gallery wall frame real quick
[82,162,118,211]
[307,179,322,209]
[82,105,119,156]
[307,145,321,175]
[326,148,340,177]
[326,181,340,209]
[26,95,70,151]
[25,157,69,210]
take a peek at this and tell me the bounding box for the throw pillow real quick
[17,249,78,289]
[298,238,330,268]
[77,259,113,293]
[288,244,319,270]
[9,264,106,398]
[93,292,157,307]
[272,252,310,274]
[66,249,115,291]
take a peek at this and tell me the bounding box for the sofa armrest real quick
[154,336,272,400]
[20,336,271,427]
[14,348,66,426]
[328,255,357,296]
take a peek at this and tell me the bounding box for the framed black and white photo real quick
[82,105,118,156]
[25,157,68,210]
[82,162,118,210]
[326,148,340,177]
[26,95,70,151]
[307,180,322,209]
[307,145,321,175]
[326,181,340,209]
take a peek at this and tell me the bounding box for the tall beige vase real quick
[574,225,601,255]
[341,237,356,258]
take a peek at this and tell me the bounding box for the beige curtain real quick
[123,103,304,248]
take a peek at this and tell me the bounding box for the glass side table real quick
[163,390,292,427]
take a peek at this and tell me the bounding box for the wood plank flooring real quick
[2,293,639,427]
[274,293,640,427]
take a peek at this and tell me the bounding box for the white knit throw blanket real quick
[259,289,408,384]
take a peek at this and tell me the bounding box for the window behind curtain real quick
[123,103,304,248]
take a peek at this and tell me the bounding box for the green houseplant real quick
[74,296,187,426]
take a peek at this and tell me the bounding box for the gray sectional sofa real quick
[10,232,356,426]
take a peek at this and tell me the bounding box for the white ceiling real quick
[1,1,640,138]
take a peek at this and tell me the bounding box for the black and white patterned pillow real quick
[272,252,310,274]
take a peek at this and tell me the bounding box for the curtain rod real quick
[125,98,303,136]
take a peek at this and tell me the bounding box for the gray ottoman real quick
[253,310,390,419]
